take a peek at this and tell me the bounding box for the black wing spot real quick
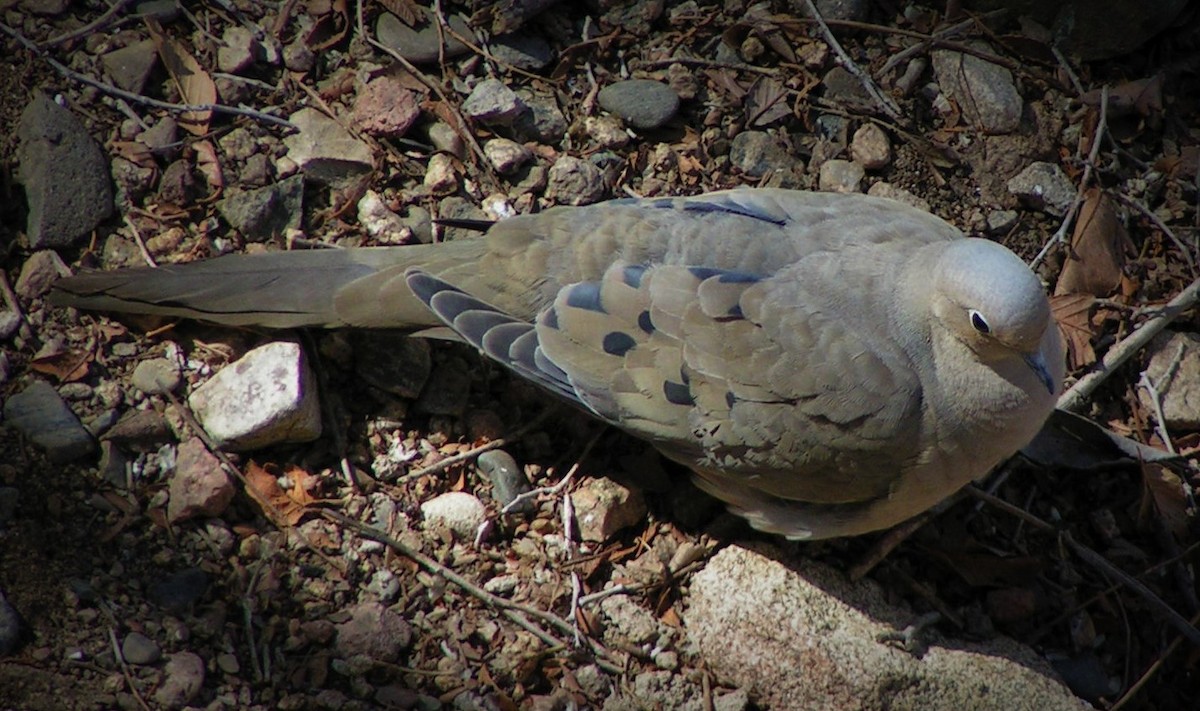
[663,380,694,406]
[688,267,762,284]
[637,310,654,334]
[725,391,737,409]
[602,331,637,356]
[565,282,605,313]
[717,271,761,284]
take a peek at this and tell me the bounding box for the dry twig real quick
[0,21,294,129]
[796,0,904,123]
[968,486,1200,649]
[1059,274,1200,411]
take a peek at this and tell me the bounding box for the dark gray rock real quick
[3,380,95,462]
[215,174,304,241]
[353,331,432,399]
[16,93,114,248]
[375,10,473,63]
[121,632,162,665]
[101,39,158,94]
[476,450,534,514]
[513,90,568,144]
[598,79,680,130]
[492,32,553,70]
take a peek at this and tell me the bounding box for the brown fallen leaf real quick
[244,461,320,527]
[29,339,93,383]
[1056,188,1127,297]
[306,0,350,52]
[1140,463,1191,541]
[1080,75,1163,118]
[145,18,217,136]
[746,76,791,128]
[1050,292,1098,370]
[379,0,422,26]
[191,140,224,194]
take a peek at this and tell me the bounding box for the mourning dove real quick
[51,189,1063,539]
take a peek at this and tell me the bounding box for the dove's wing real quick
[407,242,931,508]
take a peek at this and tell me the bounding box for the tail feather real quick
[49,245,469,329]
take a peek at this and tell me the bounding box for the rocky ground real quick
[1,0,1199,709]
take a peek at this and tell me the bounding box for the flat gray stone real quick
[597,79,680,130]
[131,357,181,395]
[687,545,1090,711]
[283,108,374,185]
[16,93,114,248]
[1140,331,1200,429]
[1007,161,1075,217]
[818,159,865,193]
[3,380,94,462]
[462,78,525,124]
[101,39,158,94]
[491,32,553,70]
[932,46,1023,135]
[375,10,473,64]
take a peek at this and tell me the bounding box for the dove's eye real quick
[969,310,991,334]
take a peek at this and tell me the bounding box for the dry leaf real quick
[746,77,790,127]
[306,0,349,52]
[1056,188,1127,297]
[145,18,216,136]
[244,461,318,526]
[29,341,93,382]
[191,140,224,191]
[110,140,157,168]
[379,0,423,26]
[1081,75,1163,118]
[1050,293,1098,370]
[1140,463,1192,540]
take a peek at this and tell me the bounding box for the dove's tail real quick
[49,241,488,330]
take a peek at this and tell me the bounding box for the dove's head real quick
[930,239,1062,394]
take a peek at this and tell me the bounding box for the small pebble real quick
[131,357,181,395]
[121,632,162,665]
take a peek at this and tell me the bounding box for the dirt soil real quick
[2,1,1200,710]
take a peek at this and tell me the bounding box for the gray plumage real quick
[51,189,1063,539]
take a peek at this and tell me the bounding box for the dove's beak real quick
[1023,351,1057,395]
